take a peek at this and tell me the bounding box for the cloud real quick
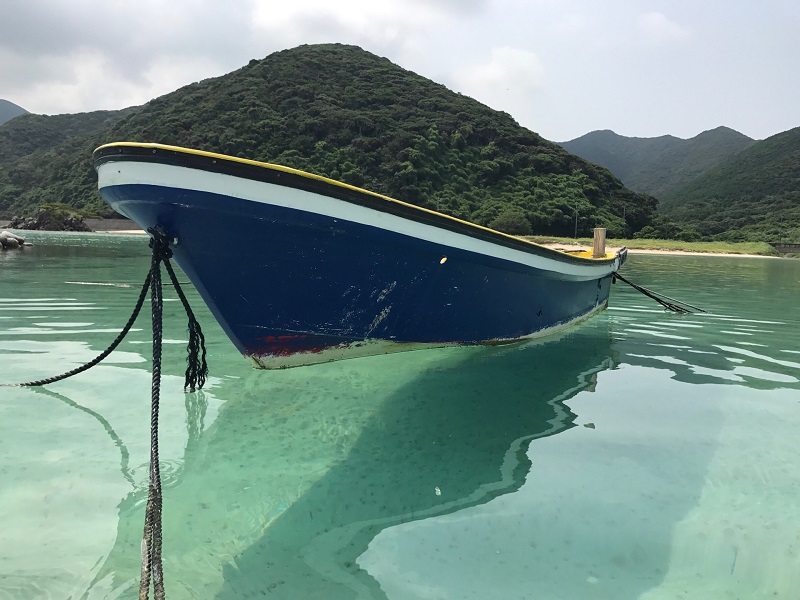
[638,12,691,44]
[2,0,492,115]
[453,46,546,96]
[407,0,488,15]
[554,13,590,35]
[448,47,546,127]
[1,0,796,141]
[0,49,209,115]
[250,0,485,52]
[0,0,259,113]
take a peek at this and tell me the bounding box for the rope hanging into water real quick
[4,274,151,387]
[138,227,209,599]
[141,230,167,599]
[4,226,208,599]
[162,257,208,392]
[4,227,208,390]
[613,271,705,314]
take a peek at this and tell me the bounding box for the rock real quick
[1,230,27,249]
[1,230,25,243]
[8,207,92,232]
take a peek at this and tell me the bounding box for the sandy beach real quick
[538,243,770,258]
[507,239,775,258]
[89,228,769,258]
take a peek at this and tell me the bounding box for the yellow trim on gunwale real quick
[95,142,617,262]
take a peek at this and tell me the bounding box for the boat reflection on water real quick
[88,322,616,599]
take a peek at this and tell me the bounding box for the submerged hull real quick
[94,143,625,368]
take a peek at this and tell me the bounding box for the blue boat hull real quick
[95,144,622,368]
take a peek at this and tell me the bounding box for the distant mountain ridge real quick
[560,127,755,198]
[0,99,28,125]
[560,126,800,242]
[659,127,800,241]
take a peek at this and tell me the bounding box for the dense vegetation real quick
[560,127,754,198]
[0,44,654,237]
[0,108,137,164]
[658,127,800,242]
[0,108,139,218]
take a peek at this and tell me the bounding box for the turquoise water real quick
[1,232,799,599]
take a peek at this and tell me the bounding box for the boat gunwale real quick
[93,142,618,267]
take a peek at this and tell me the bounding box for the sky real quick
[2,0,798,142]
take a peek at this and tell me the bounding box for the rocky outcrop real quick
[8,207,91,231]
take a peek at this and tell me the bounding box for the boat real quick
[93,142,627,369]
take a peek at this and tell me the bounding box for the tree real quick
[489,207,532,235]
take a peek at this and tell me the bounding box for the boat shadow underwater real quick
[211,331,617,599]
[86,318,723,599]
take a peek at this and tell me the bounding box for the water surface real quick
[1,233,799,599]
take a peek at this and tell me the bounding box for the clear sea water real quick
[1,232,799,600]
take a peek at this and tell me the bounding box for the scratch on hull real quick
[247,300,608,369]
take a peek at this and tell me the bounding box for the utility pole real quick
[574,202,578,239]
[623,202,627,238]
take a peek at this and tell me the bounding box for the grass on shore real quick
[521,236,779,256]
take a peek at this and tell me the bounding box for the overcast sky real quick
[2,0,798,142]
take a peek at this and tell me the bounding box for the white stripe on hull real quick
[98,162,620,281]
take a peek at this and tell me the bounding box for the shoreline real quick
[538,243,774,258]
[91,228,771,258]
[5,225,778,258]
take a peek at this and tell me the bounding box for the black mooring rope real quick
[4,226,209,599]
[163,258,208,392]
[613,271,705,314]
[141,230,167,599]
[4,229,208,391]
[3,273,152,388]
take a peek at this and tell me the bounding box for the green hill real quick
[659,127,800,242]
[560,127,754,198]
[0,108,137,164]
[0,99,28,125]
[0,44,655,236]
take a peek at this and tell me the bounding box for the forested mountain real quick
[658,127,800,242]
[560,127,755,198]
[0,108,137,164]
[0,99,28,125]
[0,44,654,237]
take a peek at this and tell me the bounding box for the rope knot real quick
[147,227,173,260]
